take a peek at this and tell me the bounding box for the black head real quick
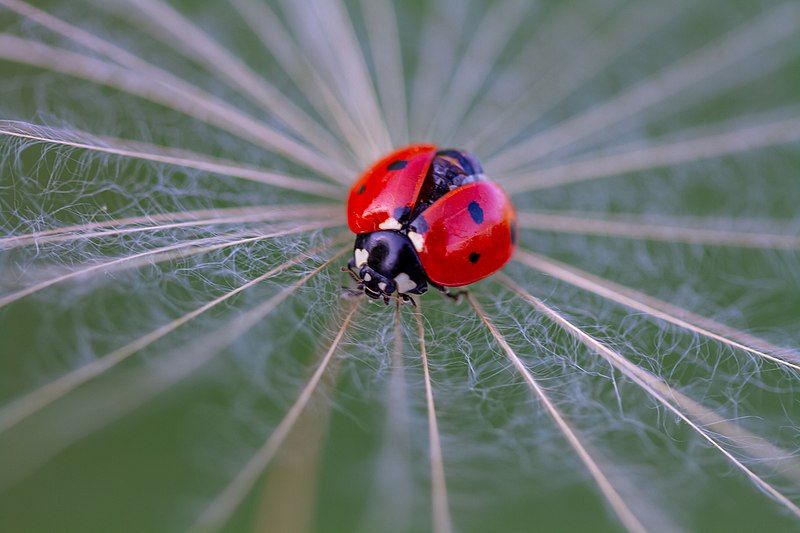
[347,231,428,303]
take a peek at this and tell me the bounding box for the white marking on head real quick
[394,273,416,294]
[363,273,372,282]
[354,248,369,267]
[378,282,388,292]
[379,217,403,231]
[407,231,425,253]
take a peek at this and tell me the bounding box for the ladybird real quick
[345,144,517,304]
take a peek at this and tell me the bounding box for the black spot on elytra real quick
[412,215,429,234]
[394,206,411,222]
[388,160,408,171]
[468,201,484,224]
[357,184,366,194]
[469,252,481,264]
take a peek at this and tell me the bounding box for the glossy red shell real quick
[347,144,516,287]
[411,181,516,287]
[347,144,437,233]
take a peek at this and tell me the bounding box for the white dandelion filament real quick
[0,0,356,175]
[191,300,360,533]
[0,248,350,490]
[279,0,392,158]
[468,294,648,533]
[415,308,454,533]
[464,1,684,153]
[228,0,372,163]
[0,32,353,183]
[488,2,800,173]
[504,116,800,193]
[0,239,345,433]
[514,250,800,371]
[516,211,800,250]
[319,0,394,154]
[359,0,409,147]
[409,0,469,137]
[99,0,352,166]
[498,273,800,484]
[0,204,338,250]
[497,275,800,519]
[357,303,415,531]
[426,0,529,142]
[0,121,345,198]
[0,220,341,310]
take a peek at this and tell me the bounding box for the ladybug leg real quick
[443,289,467,303]
[431,282,467,303]
[341,285,364,298]
[400,293,417,307]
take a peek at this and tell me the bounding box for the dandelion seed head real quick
[0,0,799,531]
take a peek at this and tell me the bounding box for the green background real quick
[0,0,799,531]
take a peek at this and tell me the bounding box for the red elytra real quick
[347,144,517,289]
[347,144,437,233]
[412,181,516,287]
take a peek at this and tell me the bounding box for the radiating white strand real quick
[0,204,337,250]
[504,116,800,192]
[415,308,454,533]
[0,121,344,198]
[1,206,340,250]
[0,220,340,310]
[322,0,394,152]
[426,0,530,143]
[409,0,472,138]
[0,240,343,434]
[0,31,352,184]
[228,0,372,164]
[469,294,647,533]
[0,249,349,490]
[357,304,415,532]
[278,0,385,161]
[466,1,684,154]
[191,301,360,532]
[497,276,800,519]
[359,0,409,146]
[283,0,392,156]
[516,211,800,250]
[514,250,800,371]
[457,0,602,148]
[498,273,800,485]
[98,0,352,166]
[459,0,622,148]
[488,3,800,174]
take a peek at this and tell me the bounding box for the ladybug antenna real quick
[342,265,362,284]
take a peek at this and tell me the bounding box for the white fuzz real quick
[379,217,403,230]
[394,273,416,294]
[354,248,369,267]
[407,231,425,252]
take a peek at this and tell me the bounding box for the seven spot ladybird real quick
[345,144,517,304]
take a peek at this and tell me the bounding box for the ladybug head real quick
[358,264,397,300]
[346,231,428,304]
